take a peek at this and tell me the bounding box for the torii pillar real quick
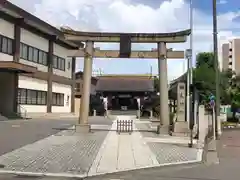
[157,42,170,134]
[76,41,94,133]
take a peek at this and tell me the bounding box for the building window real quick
[20,43,28,59]
[28,46,34,61]
[68,61,71,70]
[33,48,39,63]
[53,55,65,71]
[76,83,80,92]
[59,57,65,71]
[38,50,43,64]
[53,55,58,69]
[52,92,64,106]
[0,35,13,55]
[37,91,46,105]
[42,52,48,65]
[18,89,27,104]
[18,88,47,105]
[20,42,48,66]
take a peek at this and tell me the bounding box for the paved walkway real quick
[0,117,202,178]
[1,128,240,180]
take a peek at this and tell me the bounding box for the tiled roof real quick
[95,76,154,92]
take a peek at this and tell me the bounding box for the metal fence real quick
[117,120,133,134]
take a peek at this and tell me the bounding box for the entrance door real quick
[119,97,131,109]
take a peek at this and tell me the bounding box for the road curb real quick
[0,158,203,179]
[87,159,203,178]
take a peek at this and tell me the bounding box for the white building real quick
[0,1,82,118]
[222,39,240,76]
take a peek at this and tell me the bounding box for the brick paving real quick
[0,119,201,178]
[1,129,240,180]
[0,130,108,175]
[148,143,198,164]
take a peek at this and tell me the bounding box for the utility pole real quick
[187,0,193,147]
[212,0,221,137]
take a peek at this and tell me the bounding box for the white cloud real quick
[9,0,240,80]
[218,0,227,5]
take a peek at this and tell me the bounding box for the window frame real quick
[52,92,64,106]
[18,88,47,105]
[19,42,48,66]
[0,35,13,55]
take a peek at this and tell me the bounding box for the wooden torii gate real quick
[62,28,191,134]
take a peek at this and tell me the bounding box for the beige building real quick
[0,1,83,118]
[75,71,98,98]
[222,39,240,75]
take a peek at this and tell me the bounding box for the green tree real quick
[227,74,240,121]
[193,52,216,104]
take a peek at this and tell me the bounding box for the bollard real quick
[105,110,109,117]
[150,110,153,119]
[93,109,96,116]
[137,110,141,119]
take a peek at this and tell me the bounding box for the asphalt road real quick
[0,116,112,156]
[1,125,240,180]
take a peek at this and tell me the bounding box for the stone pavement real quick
[1,129,240,180]
[0,117,202,178]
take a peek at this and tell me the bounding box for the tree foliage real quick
[193,52,216,103]
[194,52,240,121]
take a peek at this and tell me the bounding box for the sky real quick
[8,0,240,81]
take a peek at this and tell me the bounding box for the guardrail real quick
[117,120,133,134]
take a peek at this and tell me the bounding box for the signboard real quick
[209,94,215,108]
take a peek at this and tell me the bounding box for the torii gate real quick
[62,28,191,134]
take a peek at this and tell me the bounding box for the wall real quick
[53,44,72,78]
[233,39,240,75]
[0,72,16,115]
[75,78,97,96]
[0,19,14,61]
[19,28,48,72]
[74,98,81,115]
[52,82,71,113]
[18,75,47,112]
[221,43,229,71]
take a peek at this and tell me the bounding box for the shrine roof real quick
[95,75,154,92]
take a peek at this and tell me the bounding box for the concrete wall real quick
[0,19,14,61]
[18,76,47,113]
[52,82,71,113]
[0,72,16,115]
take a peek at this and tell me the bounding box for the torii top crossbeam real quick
[61,28,191,43]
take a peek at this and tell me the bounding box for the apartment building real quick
[0,1,82,117]
[222,39,240,75]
